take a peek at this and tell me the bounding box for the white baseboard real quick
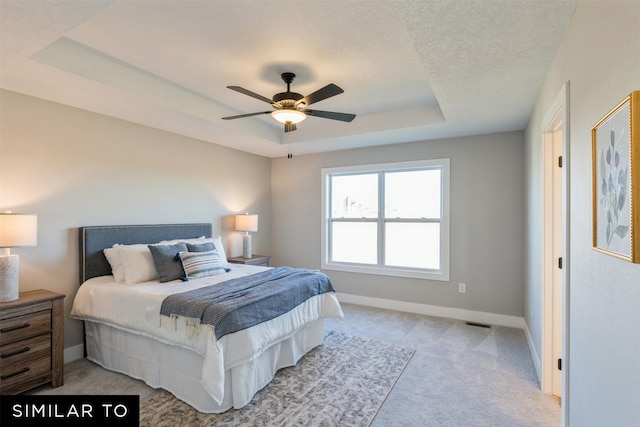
[523,323,542,383]
[64,343,84,364]
[336,293,526,329]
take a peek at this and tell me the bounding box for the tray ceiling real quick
[0,0,577,157]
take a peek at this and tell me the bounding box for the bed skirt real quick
[84,319,326,413]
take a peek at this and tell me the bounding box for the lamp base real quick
[242,234,252,259]
[0,254,19,302]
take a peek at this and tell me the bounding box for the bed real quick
[70,223,343,413]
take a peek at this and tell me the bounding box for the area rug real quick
[139,331,415,427]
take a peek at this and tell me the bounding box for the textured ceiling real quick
[0,0,577,158]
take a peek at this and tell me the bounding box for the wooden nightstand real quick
[228,255,271,267]
[0,290,65,395]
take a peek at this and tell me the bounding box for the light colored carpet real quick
[327,304,561,427]
[32,303,561,426]
[139,331,414,426]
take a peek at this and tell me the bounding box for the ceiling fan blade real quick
[227,86,274,104]
[305,109,356,122]
[222,111,272,120]
[295,84,344,107]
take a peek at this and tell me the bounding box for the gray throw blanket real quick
[160,267,335,340]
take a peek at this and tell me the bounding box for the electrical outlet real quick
[458,283,466,293]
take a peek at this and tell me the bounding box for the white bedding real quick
[70,264,344,407]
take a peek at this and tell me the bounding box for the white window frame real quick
[321,159,450,281]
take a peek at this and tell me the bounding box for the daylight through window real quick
[321,159,450,281]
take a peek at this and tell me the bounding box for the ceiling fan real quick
[222,72,356,132]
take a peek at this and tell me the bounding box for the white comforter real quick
[70,264,344,404]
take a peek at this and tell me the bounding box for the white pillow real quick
[203,236,229,266]
[114,244,159,284]
[103,246,126,282]
[158,236,206,245]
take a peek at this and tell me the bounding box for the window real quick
[321,159,449,281]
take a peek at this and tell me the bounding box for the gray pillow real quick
[148,243,188,282]
[187,242,215,252]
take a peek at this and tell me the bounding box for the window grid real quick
[322,159,449,281]
[327,166,443,272]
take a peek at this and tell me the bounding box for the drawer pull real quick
[1,367,29,380]
[1,323,31,333]
[1,346,31,358]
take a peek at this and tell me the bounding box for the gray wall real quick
[0,89,272,351]
[272,131,525,317]
[524,1,640,425]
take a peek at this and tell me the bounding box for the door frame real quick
[541,82,570,425]
[542,107,562,397]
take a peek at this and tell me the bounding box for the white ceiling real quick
[0,0,576,158]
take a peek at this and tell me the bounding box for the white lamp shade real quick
[235,214,258,233]
[0,213,37,247]
[271,109,306,124]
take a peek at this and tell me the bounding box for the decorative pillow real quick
[113,244,159,284]
[186,242,215,252]
[161,236,229,265]
[201,236,229,266]
[179,250,227,279]
[103,246,126,282]
[148,243,188,282]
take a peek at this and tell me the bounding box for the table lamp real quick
[0,212,37,302]
[235,213,258,259]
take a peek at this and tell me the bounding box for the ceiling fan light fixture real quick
[271,109,306,124]
[224,72,355,132]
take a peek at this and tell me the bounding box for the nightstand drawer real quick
[0,310,51,345]
[0,339,51,392]
[1,333,51,366]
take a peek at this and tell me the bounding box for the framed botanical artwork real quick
[592,90,639,262]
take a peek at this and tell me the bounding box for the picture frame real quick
[592,90,639,262]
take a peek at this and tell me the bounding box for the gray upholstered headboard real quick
[79,223,212,284]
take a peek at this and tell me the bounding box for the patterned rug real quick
[139,331,415,427]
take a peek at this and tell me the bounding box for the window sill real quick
[322,262,449,282]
